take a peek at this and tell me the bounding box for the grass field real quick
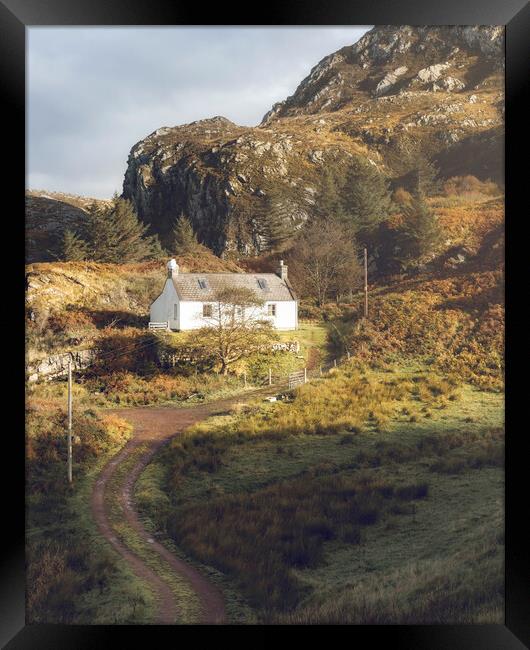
[136,360,504,623]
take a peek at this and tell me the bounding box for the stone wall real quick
[26,349,95,383]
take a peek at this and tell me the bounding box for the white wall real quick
[149,279,180,329]
[269,300,298,331]
[177,300,297,331]
[150,280,298,331]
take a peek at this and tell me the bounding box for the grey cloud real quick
[28,27,370,198]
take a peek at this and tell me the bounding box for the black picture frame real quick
[5,0,527,646]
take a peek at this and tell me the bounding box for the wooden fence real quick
[148,321,169,330]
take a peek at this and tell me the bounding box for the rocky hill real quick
[26,190,111,262]
[122,25,504,256]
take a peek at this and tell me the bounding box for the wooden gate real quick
[288,368,307,390]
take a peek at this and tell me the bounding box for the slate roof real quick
[172,273,297,302]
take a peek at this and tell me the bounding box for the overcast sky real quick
[27,27,370,199]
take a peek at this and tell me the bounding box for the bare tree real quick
[197,286,274,375]
[288,220,363,306]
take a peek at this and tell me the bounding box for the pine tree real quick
[58,229,89,261]
[85,195,162,262]
[261,196,294,252]
[390,140,441,197]
[341,158,393,247]
[395,193,442,267]
[406,153,440,197]
[315,165,347,223]
[172,214,199,254]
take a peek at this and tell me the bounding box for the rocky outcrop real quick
[26,348,95,382]
[120,25,503,257]
[122,118,358,255]
[260,26,502,121]
[374,66,408,96]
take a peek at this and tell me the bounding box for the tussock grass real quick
[275,523,503,624]
[138,361,504,623]
[168,472,429,611]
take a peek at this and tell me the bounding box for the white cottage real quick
[149,259,298,331]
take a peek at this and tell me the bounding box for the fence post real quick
[347,351,350,360]
[67,359,73,485]
[269,367,272,386]
[304,367,307,384]
[334,359,337,368]
[319,364,322,377]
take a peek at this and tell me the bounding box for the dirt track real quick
[90,389,276,624]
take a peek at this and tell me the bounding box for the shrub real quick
[443,176,500,198]
[396,483,429,500]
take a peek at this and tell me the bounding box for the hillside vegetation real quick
[26,393,157,623]
[26,252,242,359]
[25,24,504,626]
[137,360,503,623]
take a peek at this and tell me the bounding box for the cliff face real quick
[121,26,503,256]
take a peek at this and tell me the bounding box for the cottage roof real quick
[172,273,297,302]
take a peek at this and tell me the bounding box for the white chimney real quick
[167,258,179,278]
[276,259,288,281]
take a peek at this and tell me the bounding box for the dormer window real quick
[257,278,269,291]
[198,278,208,290]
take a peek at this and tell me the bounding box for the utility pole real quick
[363,247,368,319]
[67,358,73,484]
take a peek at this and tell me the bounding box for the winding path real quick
[90,389,276,625]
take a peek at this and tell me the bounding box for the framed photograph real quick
[3,0,527,646]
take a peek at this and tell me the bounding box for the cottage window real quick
[268,304,277,317]
[203,304,213,318]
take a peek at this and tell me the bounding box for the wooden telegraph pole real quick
[363,247,368,319]
[67,358,73,484]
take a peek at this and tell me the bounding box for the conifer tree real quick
[85,195,162,262]
[260,196,294,252]
[58,229,89,261]
[390,139,441,197]
[406,153,440,197]
[315,166,347,223]
[171,214,199,254]
[394,193,442,267]
[341,158,393,248]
